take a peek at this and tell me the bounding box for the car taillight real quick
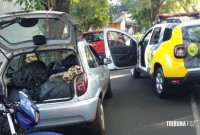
[76,73,88,97]
[174,44,187,58]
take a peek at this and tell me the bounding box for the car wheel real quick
[90,99,105,135]
[105,80,112,98]
[154,68,169,98]
[131,68,140,79]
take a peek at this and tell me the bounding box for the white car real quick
[0,11,112,135]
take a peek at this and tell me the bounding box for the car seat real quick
[61,55,78,70]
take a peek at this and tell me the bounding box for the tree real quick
[121,0,166,28]
[121,0,200,29]
[69,0,110,31]
[3,0,110,31]
[3,0,71,12]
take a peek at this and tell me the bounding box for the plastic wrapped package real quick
[39,78,72,101]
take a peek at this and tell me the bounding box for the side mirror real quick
[103,58,112,65]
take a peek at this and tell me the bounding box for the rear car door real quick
[103,28,138,70]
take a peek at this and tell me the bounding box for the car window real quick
[150,27,162,45]
[107,31,131,46]
[26,53,38,63]
[182,25,200,43]
[7,55,20,75]
[88,46,103,65]
[85,46,98,68]
[84,32,103,42]
[1,18,70,44]
[38,51,74,65]
[140,29,153,46]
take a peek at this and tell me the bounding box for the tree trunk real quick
[150,0,166,26]
[43,0,71,37]
[45,0,71,13]
[53,0,71,13]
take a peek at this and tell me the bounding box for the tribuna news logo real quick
[166,121,197,127]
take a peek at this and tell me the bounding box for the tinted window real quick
[150,27,162,44]
[163,28,172,42]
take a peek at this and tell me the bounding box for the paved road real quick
[38,69,200,135]
[104,70,196,135]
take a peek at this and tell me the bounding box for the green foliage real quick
[121,0,152,29]
[121,0,200,29]
[3,0,110,31]
[69,0,110,31]
[3,0,45,10]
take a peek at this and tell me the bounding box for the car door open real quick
[103,28,138,70]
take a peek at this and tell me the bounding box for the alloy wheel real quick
[156,73,163,94]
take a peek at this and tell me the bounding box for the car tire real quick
[90,99,105,135]
[105,80,112,98]
[154,68,169,98]
[131,68,140,79]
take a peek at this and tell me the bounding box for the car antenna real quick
[0,49,9,60]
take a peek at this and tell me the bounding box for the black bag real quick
[39,77,72,101]
[12,61,48,89]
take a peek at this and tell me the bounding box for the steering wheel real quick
[47,61,61,70]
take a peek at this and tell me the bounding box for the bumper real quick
[36,97,98,128]
[165,71,200,86]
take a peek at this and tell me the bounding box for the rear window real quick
[7,50,76,76]
[1,18,70,44]
[182,25,200,43]
[84,32,103,42]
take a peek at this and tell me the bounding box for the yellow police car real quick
[103,20,200,98]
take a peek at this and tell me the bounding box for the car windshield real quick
[84,32,103,42]
[182,25,200,43]
[0,18,70,44]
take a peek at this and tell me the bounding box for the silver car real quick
[0,11,112,135]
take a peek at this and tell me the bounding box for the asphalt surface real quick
[2,69,200,135]
[38,69,200,135]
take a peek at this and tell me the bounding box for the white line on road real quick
[191,95,200,135]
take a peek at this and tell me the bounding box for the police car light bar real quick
[157,11,200,18]
[155,11,200,24]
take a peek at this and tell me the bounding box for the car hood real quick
[0,11,79,53]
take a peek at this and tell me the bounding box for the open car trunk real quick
[5,49,81,103]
